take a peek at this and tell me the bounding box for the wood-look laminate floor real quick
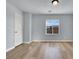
[6,42,73,59]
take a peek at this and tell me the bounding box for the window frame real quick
[45,19,60,35]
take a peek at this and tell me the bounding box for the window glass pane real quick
[46,19,59,26]
[46,19,59,34]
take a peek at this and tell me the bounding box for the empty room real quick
[6,0,73,59]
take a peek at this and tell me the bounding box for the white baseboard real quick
[23,41,32,44]
[6,46,15,52]
[32,40,73,42]
[6,43,23,52]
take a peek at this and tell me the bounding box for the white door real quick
[15,13,23,46]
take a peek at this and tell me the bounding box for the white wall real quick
[23,12,32,43]
[6,2,23,51]
[32,14,73,41]
[23,14,73,42]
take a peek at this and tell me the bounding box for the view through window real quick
[46,19,60,35]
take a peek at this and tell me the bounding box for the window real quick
[45,19,60,35]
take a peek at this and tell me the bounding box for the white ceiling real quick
[7,0,73,14]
